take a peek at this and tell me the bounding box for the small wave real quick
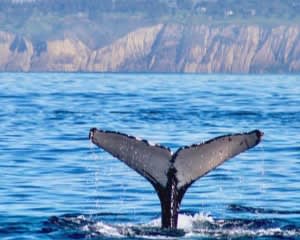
[229,204,300,215]
[81,221,123,238]
[42,212,300,239]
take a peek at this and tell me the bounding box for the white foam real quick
[77,213,300,239]
[177,212,214,232]
[144,212,214,231]
[82,221,123,238]
[190,227,296,238]
[145,217,161,228]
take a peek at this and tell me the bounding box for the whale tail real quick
[89,128,263,229]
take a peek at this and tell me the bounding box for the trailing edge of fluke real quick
[89,128,263,229]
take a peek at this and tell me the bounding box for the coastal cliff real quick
[1,24,300,73]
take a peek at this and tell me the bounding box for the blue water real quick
[0,73,299,239]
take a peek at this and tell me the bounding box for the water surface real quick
[0,73,299,239]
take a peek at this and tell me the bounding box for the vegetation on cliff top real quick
[1,0,300,47]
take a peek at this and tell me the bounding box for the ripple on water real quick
[0,73,300,239]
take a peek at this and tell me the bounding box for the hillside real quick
[1,0,300,73]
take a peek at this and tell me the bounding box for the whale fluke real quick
[89,128,263,229]
[89,128,172,187]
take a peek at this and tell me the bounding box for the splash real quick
[146,212,214,232]
[81,221,123,238]
[43,211,300,239]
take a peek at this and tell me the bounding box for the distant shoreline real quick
[1,1,300,73]
[1,23,300,73]
[0,72,299,75]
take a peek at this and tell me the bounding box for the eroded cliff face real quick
[1,24,300,73]
[0,32,34,71]
[30,39,91,72]
[86,24,164,72]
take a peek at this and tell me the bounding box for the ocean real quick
[0,73,299,239]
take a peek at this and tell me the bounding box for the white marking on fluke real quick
[89,128,263,229]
